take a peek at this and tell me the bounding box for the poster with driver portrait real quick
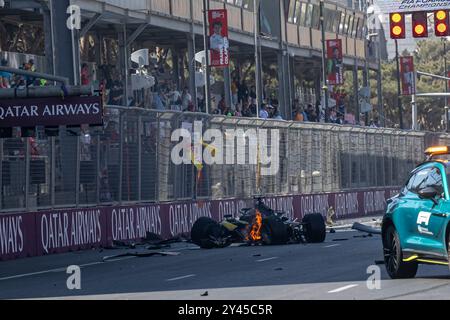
[208,9,229,68]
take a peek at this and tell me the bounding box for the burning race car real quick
[191,197,326,249]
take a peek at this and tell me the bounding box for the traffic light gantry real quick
[390,10,450,39]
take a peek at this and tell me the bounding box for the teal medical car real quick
[382,146,450,279]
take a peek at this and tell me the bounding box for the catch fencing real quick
[0,105,448,213]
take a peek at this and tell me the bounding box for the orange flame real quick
[248,210,263,242]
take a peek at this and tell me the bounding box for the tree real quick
[0,21,44,55]
[380,39,449,131]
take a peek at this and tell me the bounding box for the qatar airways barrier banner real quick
[0,188,399,261]
[0,96,103,128]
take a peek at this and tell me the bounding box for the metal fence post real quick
[75,135,81,207]
[138,115,142,202]
[0,139,3,211]
[119,111,124,204]
[25,138,30,211]
[51,136,56,208]
[96,134,101,205]
[156,113,160,202]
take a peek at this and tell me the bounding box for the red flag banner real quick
[326,39,344,86]
[400,56,416,96]
[208,9,229,68]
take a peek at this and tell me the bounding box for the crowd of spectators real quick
[1,59,381,127]
[0,58,45,89]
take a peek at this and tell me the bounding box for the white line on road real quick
[323,244,341,248]
[166,274,196,282]
[256,257,279,263]
[0,261,105,281]
[328,284,359,294]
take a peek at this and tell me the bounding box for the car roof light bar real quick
[425,146,450,160]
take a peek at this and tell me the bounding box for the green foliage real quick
[380,39,449,131]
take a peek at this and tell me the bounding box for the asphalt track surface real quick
[0,229,449,300]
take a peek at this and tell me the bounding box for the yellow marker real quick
[417,259,449,266]
[403,255,418,262]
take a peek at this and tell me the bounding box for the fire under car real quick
[191,197,327,249]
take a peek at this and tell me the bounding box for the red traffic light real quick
[435,10,450,37]
[412,12,428,38]
[390,13,406,39]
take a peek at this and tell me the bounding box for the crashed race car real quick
[191,197,326,249]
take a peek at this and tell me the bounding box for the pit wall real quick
[0,188,399,261]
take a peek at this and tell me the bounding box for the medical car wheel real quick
[384,225,418,279]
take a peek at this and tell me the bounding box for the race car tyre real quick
[302,213,326,243]
[191,217,230,249]
[383,225,418,279]
[261,217,289,245]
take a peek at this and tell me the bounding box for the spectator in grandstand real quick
[306,104,317,122]
[336,113,345,125]
[0,59,12,88]
[242,101,253,117]
[259,104,269,119]
[238,81,249,103]
[273,110,283,120]
[218,94,226,114]
[369,119,379,128]
[231,78,239,106]
[81,63,91,86]
[249,86,256,100]
[235,103,243,117]
[108,80,124,105]
[181,87,193,111]
[28,59,36,72]
[152,89,166,110]
[246,98,255,115]
[168,84,182,111]
[24,60,36,86]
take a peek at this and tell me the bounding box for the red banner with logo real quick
[326,39,344,86]
[400,56,416,96]
[208,9,229,68]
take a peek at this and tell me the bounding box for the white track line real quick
[0,247,192,282]
[166,274,196,282]
[256,257,279,263]
[323,244,341,248]
[0,261,105,281]
[328,284,359,294]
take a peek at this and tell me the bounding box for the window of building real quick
[287,0,302,24]
[294,0,302,24]
[339,12,346,34]
[288,0,297,23]
[333,11,341,33]
[310,4,320,29]
[304,3,314,27]
[299,2,308,26]
[346,14,353,36]
[241,0,253,10]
